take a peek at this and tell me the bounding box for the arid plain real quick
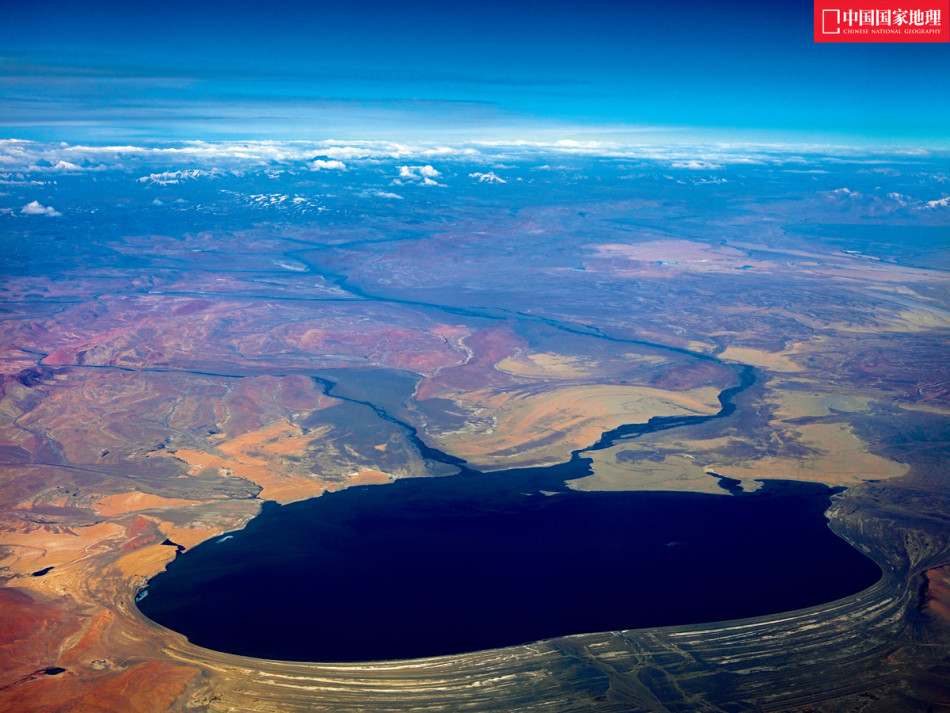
[1,142,949,711]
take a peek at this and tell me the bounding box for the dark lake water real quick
[138,460,881,662]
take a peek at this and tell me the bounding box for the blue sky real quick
[1,0,947,145]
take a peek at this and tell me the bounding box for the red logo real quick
[815,0,949,41]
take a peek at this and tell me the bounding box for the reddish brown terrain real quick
[1,143,948,711]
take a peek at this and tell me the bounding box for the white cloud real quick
[20,200,61,217]
[398,165,440,179]
[320,147,371,160]
[469,171,506,184]
[137,169,216,185]
[395,165,443,185]
[0,140,941,200]
[422,147,453,155]
[555,139,609,150]
[671,160,724,170]
[926,196,949,208]
[362,190,404,200]
[828,187,860,198]
[309,159,346,171]
[312,142,415,160]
